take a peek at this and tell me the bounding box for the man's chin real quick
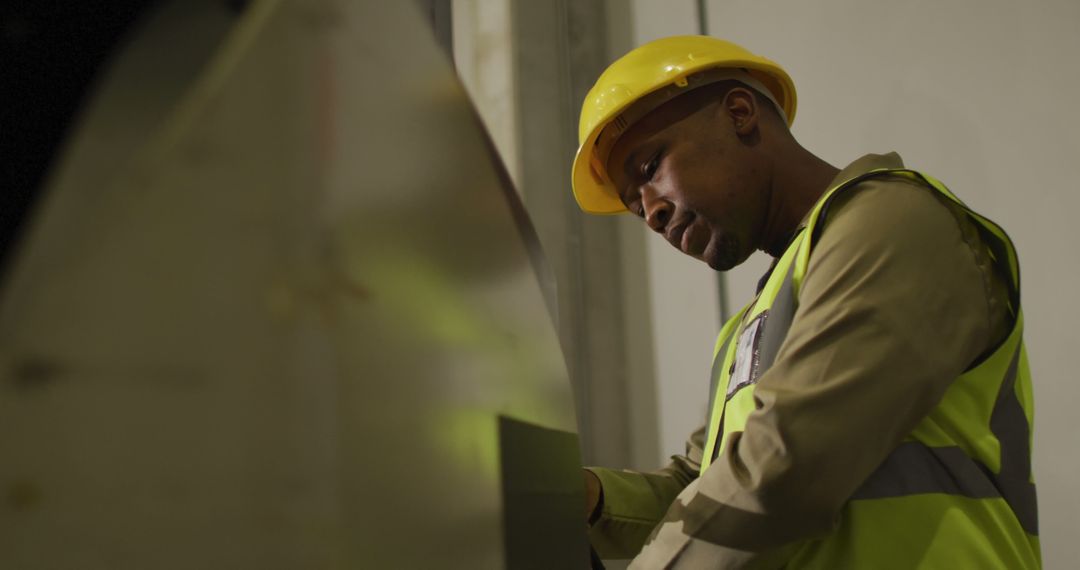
[707,258,732,271]
[705,238,744,271]
[706,256,743,272]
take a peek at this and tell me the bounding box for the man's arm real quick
[585,425,705,559]
[632,178,1006,568]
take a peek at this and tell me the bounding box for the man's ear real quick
[722,87,759,136]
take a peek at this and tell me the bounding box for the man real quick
[572,36,1039,568]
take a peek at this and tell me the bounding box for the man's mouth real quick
[666,215,692,251]
[677,218,707,257]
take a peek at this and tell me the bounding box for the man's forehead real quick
[605,112,666,181]
[593,75,714,180]
[604,87,717,182]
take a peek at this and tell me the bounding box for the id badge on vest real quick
[727,311,768,400]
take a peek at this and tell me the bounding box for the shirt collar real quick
[794,151,906,231]
[825,152,906,190]
[758,152,906,286]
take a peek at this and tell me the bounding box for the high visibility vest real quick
[699,169,1040,568]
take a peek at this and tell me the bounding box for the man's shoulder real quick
[806,169,982,285]
[820,172,959,235]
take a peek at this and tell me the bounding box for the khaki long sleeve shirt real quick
[586,153,1011,567]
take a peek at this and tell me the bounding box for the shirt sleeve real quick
[630,177,1002,568]
[585,425,705,559]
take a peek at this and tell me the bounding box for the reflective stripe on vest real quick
[697,168,1040,566]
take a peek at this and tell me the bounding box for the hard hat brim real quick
[571,134,626,215]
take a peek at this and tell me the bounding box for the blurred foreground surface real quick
[0,1,585,567]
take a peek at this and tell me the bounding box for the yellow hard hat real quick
[571,35,797,214]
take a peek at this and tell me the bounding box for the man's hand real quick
[583,469,602,522]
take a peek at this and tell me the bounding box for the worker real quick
[573,36,1039,568]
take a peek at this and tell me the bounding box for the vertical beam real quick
[605,0,662,472]
[453,0,661,470]
[414,0,453,60]
[512,0,649,468]
[451,0,520,185]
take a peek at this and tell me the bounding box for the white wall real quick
[706,1,1080,566]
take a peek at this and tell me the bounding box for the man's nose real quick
[641,186,672,233]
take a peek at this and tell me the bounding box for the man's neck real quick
[760,145,839,257]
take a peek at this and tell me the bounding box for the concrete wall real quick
[702,1,1076,566]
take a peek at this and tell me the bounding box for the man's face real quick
[605,88,769,271]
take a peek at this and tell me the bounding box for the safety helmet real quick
[571,35,797,214]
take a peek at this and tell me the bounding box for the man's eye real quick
[642,152,661,180]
